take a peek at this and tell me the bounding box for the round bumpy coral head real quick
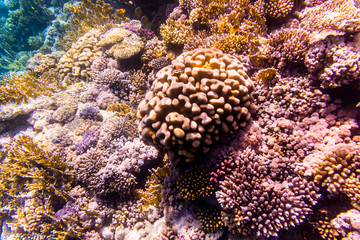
[137,48,254,165]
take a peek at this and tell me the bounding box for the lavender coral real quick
[138,48,254,165]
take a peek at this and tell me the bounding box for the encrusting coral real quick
[138,48,254,165]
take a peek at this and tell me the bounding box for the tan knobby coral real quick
[137,48,254,165]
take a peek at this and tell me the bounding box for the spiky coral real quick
[0,134,90,239]
[62,0,127,49]
[160,19,194,47]
[177,169,215,201]
[313,145,360,207]
[254,28,311,67]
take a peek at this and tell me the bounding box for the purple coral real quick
[78,105,102,121]
[75,129,99,155]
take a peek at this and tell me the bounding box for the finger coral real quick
[216,148,319,237]
[138,48,254,164]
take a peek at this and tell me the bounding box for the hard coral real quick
[313,144,360,207]
[216,148,319,237]
[177,169,215,201]
[298,0,360,33]
[138,48,254,165]
[160,18,194,47]
[98,28,144,59]
[264,0,294,19]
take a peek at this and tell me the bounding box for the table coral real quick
[98,27,144,60]
[298,0,360,33]
[138,48,254,164]
[216,148,319,237]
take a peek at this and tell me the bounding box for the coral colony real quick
[0,0,360,239]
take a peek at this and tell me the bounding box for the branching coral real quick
[216,148,319,237]
[298,0,360,33]
[160,18,194,47]
[0,134,87,239]
[254,28,311,67]
[313,144,360,207]
[177,169,215,201]
[138,48,254,165]
[0,69,59,104]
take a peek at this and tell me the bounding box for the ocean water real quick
[0,0,359,239]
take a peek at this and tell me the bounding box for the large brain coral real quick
[137,48,254,165]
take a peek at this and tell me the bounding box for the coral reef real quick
[177,169,214,201]
[313,144,360,207]
[138,48,254,165]
[264,0,294,19]
[298,0,360,33]
[216,148,319,237]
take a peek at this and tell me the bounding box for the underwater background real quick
[0,0,360,239]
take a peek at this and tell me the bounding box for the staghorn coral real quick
[264,0,294,19]
[0,134,86,239]
[313,144,360,207]
[137,164,170,212]
[298,0,360,33]
[138,48,254,165]
[112,199,145,228]
[177,169,215,201]
[216,148,319,238]
[0,69,58,104]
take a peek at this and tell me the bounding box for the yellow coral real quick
[137,164,170,212]
[62,0,128,49]
[160,19,194,46]
[0,70,58,104]
[314,145,360,207]
[264,0,294,19]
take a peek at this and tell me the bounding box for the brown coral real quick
[313,144,360,207]
[264,0,294,19]
[137,48,254,164]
